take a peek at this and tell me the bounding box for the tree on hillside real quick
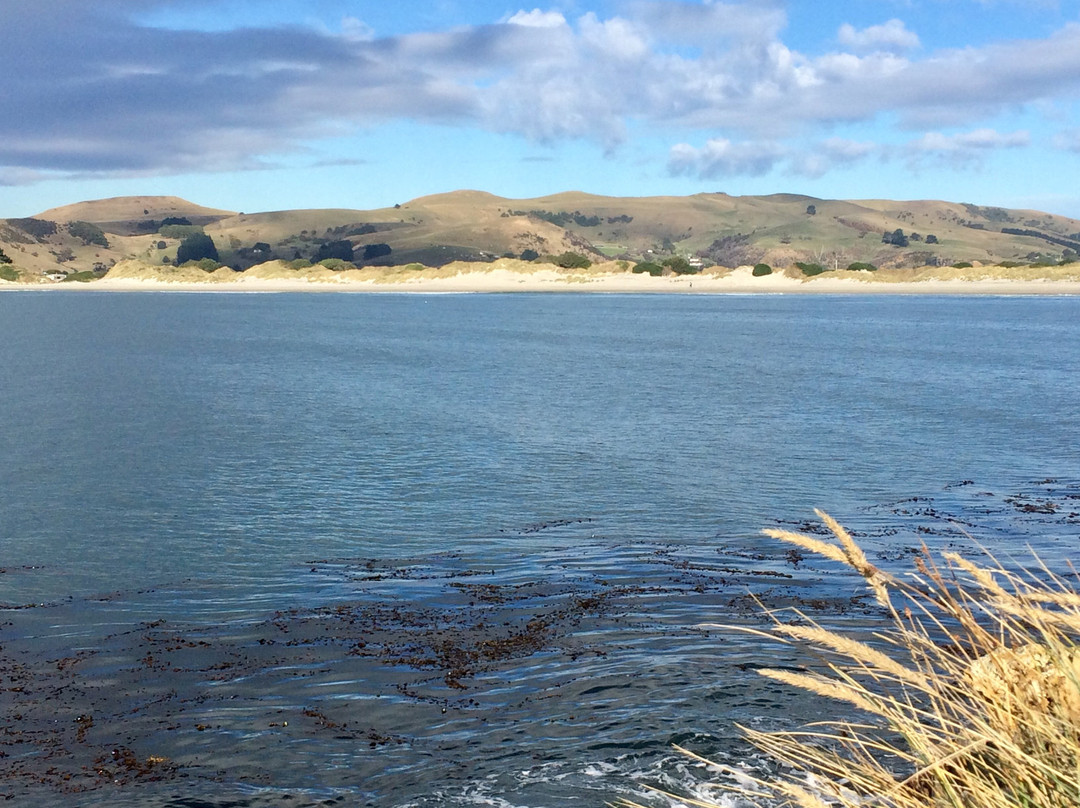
[0,246,12,264]
[806,204,817,216]
[882,228,909,247]
[362,243,392,261]
[176,232,219,264]
[68,221,109,247]
[313,240,354,263]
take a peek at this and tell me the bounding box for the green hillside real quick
[2,191,1079,281]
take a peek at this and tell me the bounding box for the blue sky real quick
[3,0,1080,218]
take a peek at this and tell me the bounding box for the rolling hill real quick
[3,191,1080,280]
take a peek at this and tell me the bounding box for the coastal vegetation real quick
[634,513,1080,808]
[176,232,219,265]
[552,251,592,269]
[7,191,1080,283]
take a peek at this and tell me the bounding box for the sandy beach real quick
[4,260,1080,295]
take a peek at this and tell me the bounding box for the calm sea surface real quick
[1,292,1078,807]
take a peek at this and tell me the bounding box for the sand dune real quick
[7,258,1075,295]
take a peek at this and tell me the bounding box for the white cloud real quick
[506,9,567,28]
[0,1,1075,182]
[789,138,876,178]
[668,139,785,178]
[837,19,920,53]
[909,129,1030,152]
[904,128,1030,169]
[341,16,375,42]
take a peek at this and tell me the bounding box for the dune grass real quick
[630,511,1080,808]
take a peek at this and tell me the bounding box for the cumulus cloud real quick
[505,9,567,28]
[837,19,920,53]
[0,1,1068,182]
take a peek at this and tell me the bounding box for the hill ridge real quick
[3,190,1079,279]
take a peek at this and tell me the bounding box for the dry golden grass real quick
[624,513,1080,808]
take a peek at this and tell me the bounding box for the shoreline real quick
[4,264,1080,295]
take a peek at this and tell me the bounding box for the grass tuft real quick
[625,513,1080,808]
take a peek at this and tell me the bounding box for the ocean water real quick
[1,291,1078,807]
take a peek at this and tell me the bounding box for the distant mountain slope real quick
[3,191,1080,280]
[37,196,235,228]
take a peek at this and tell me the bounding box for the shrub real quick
[846,262,877,272]
[553,251,592,270]
[0,246,12,264]
[662,256,698,275]
[317,258,355,270]
[159,224,204,240]
[646,512,1080,808]
[60,270,98,283]
[952,261,973,269]
[632,261,663,276]
[176,233,219,264]
[0,264,18,282]
[520,249,540,262]
[997,260,1025,268]
[288,259,312,270]
[796,262,825,276]
[752,263,772,276]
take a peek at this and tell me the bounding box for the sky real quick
[4,0,1080,218]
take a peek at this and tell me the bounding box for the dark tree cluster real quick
[313,240,354,263]
[510,210,602,228]
[68,221,109,247]
[0,246,12,264]
[553,251,592,269]
[10,217,58,240]
[882,228,909,247]
[362,243,392,261]
[1001,228,1080,251]
[176,233,220,265]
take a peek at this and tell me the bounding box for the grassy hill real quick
[3,191,1080,282]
